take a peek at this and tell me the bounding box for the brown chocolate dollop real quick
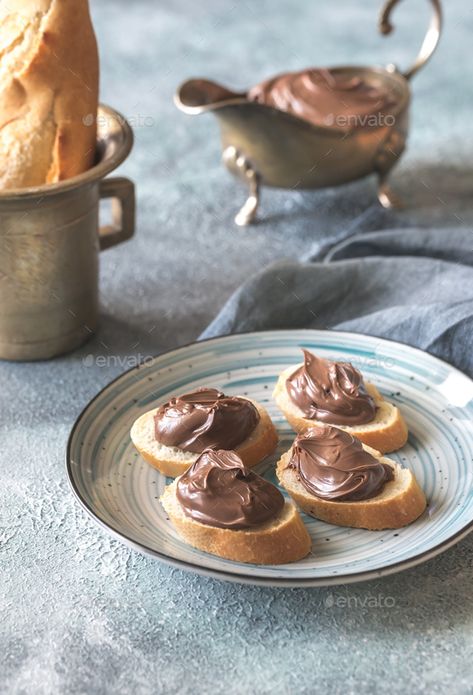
[154,388,259,453]
[176,449,285,529]
[288,426,393,502]
[286,350,376,426]
[248,68,397,131]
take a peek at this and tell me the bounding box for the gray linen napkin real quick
[201,227,473,377]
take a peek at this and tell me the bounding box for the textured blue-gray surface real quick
[2,1,473,693]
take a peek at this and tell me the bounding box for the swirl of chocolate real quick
[248,68,397,131]
[286,350,376,426]
[154,387,259,453]
[176,449,285,529]
[289,426,393,502]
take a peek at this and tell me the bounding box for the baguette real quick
[273,365,408,453]
[161,480,311,564]
[277,445,426,530]
[0,0,99,190]
[131,398,278,477]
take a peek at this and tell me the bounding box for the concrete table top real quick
[2,0,472,692]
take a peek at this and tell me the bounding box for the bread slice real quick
[276,444,426,530]
[130,398,278,477]
[273,365,408,453]
[161,480,312,564]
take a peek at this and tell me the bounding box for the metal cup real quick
[0,104,135,361]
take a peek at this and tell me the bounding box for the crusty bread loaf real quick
[131,399,279,477]
[277,445,426,530]
[161,480,312,564]
[0,0,99,190]
[273,365,408,453]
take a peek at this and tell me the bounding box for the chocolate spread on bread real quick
[248,68,397,130]
[176,449,284,528]
[286,349,376,425]
[154,387,259,453]
[288,426,393,502]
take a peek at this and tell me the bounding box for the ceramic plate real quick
[67,330,473,587]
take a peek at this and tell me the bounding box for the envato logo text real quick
[83,113,155,128]
[325,593,396,609]
[83,353,154,369]
[324,113,396,128]
[349,355,395,371]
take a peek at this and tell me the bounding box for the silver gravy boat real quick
[175,0,442,225]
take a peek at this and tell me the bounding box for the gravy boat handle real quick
[379,0,442,80]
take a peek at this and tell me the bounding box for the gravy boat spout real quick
[174,78,246,115]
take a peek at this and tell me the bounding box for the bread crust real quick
[276,449,426,530]
[161,482,312,564]
[273,366,408,453]
[131,398,279,477]
[0,0,99,189]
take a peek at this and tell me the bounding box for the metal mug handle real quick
[98,177,135,250]
[379,0,442,81]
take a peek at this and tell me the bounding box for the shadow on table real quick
[166,531,473,637]
[258,162,473,234]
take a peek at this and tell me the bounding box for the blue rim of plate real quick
[66,329,473,587]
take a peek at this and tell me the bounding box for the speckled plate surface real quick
[67,330,473,587]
